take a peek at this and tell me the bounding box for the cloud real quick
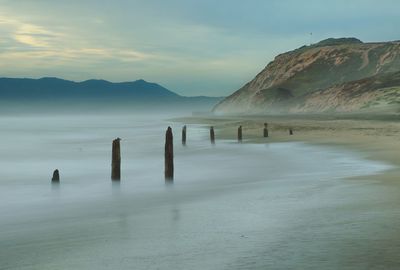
[14,23,57,48]
[0,15,59,51]
[0,14,156,67]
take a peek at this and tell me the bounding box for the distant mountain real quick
[0,77,177,100]
[214,38,400,114]
[0,77,223,111]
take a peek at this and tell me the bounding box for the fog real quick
[0,112,393,269]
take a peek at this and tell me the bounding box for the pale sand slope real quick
[174,114,400,183]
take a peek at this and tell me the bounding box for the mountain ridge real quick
[0,77,223,112]
[0,77,180,99]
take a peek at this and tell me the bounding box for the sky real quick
[0,0,399,96]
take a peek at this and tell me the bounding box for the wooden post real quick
[111,138,121,181]
[263,123,269,137]
[182,125,187,146]
[51,169,60,183]
[264,128,269,137]
[165,126,174,181]
[289,128,293,135]
[238,125,242,142]
[210,126,215,144]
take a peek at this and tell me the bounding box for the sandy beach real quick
[171,113,400,268]
[175,114,400,169]
[174,115,400,219]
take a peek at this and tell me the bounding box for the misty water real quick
[0,113,396,269]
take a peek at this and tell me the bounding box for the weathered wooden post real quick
[264,128,269,137]
[51,169,60,183]
[289,128,293,135]
[210,126,215,144]
[238,125,242,142]
[165,126,174,181]
[263,123,269,137]
[111,138,121,181]
[182,125,187,146]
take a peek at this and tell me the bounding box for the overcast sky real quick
[0,0,399,96]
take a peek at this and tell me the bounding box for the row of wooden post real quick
[52,124,294,183]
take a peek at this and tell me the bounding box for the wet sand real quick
[172,113,400,268]
[174,113,400,170]
[175,114,400,198]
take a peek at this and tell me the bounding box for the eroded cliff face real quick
[292,71,400,113]
[214,38,400,114]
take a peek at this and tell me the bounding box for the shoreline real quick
[173,114,400,184]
